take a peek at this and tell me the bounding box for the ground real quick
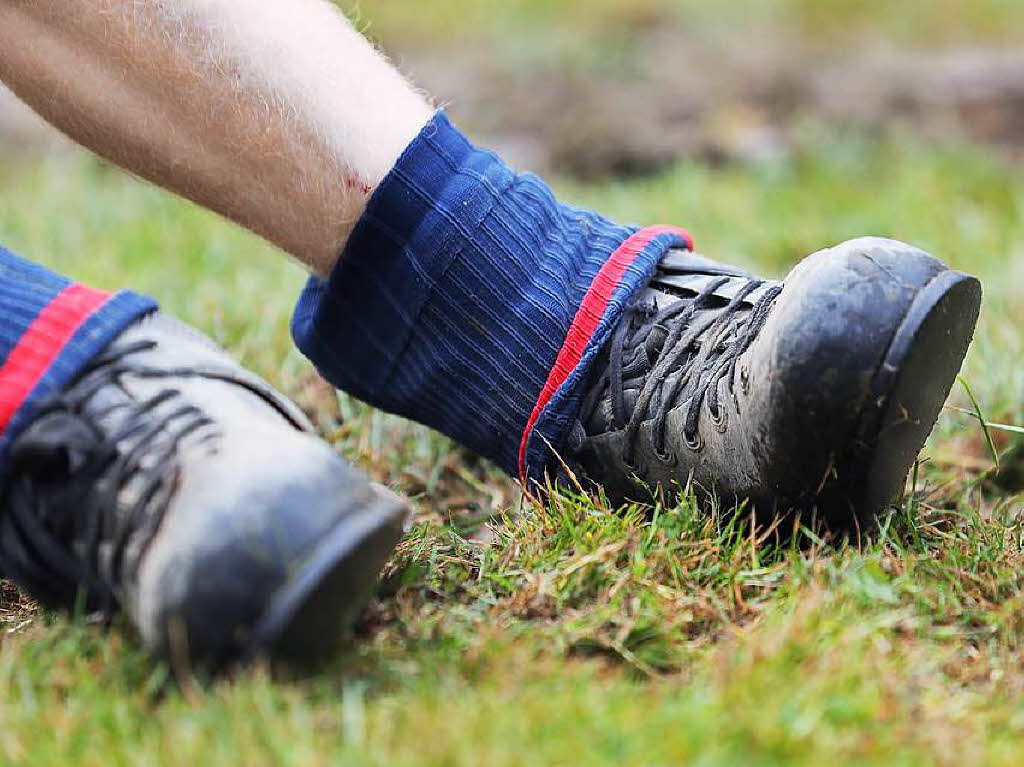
[1,1,1024,765]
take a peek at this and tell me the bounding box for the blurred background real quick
[356,0,1024,179]
[6,1,1024,181]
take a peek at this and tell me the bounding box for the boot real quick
[573,237,981,528]
[0,312,408,664]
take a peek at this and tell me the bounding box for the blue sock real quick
[291,113,691,484]
[0,247,156,478]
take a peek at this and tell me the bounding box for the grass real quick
[1,3,1024,764]
[354,0,1024,52]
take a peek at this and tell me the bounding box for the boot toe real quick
[132,428,407,664]
[753,237,980,524]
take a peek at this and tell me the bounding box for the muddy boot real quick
[0,312,407,665]
[573,237,981,528]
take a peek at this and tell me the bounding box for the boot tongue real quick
[653,250,782,307]
[657,248,752,278]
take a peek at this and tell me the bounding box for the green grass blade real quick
[957,376,1000,470]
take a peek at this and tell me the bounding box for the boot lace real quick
[578,274,782,461]
[0,341,216,615]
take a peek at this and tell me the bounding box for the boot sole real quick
[247,484,408,662]
[843,263,982,528]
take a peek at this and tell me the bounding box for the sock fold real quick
[292,113,691,482]
[0,248,156,471]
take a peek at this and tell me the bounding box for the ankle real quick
[292,114,691,483]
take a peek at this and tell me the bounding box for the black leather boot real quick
[0,312,407,665]
[573,237,982,529]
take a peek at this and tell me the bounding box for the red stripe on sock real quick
[0,283,111,433]
[517,225,693,483]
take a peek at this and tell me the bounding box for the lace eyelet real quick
[683,429,704,452]
[708,401,728,433]
[653,446,677,466]
[739,365,751,395]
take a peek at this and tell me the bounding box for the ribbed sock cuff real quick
[291,113,691,482]
[0,247,157,471]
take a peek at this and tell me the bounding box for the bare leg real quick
[0,0,432,276]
